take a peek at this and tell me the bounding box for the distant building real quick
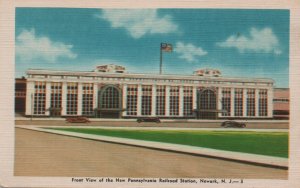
[15,78,26,114]
[19,64,276,119]
[273,88,289,119]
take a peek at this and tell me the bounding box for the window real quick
[259,89,268,116]
[222,88,231,116]
[127,85,138,116]
[198,89,217,119]
[82,83,94,116]
[34,82,46,115]
[247,89,255,116]
[101,86,120,109]
[199,89,216,110]
[156,85,165,116]
[183,86,193,116]
[234,88,243,116]
[170,86,179,116]
[50,82,62,116]
[141,85,152,115]
[273,98,289,102]
[67,83,78,115]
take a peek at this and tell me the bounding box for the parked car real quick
[221,121,246,128]
[137,117,161,123]
[66,116,90,123]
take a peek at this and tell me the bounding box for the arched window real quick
[199,89,216,110]
[197,89,217,119]
[99,86,120,109]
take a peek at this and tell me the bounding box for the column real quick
[93,83,98,111]
[218,87,222,117]
[45,82,51,116]
[267,87,273,118]
[77,83,82,116]
[230,88,235,117]
[243,88,247,117]
[137,84,142,116]
[122,84,127,116]
[192,87,197,110]
[192,87,197,118]
[151,85,156,116]
[165,85,170,116]
[179,86,184,116]
[25,81,34,116]
[255,89,259,117]
[61,82,67,116]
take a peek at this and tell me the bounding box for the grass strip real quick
[47,128,288,158]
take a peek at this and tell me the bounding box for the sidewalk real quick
[16,125,288,169]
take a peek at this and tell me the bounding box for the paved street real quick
[15,128,287,179]
[15,119,289,129]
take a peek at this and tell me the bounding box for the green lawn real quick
[47,128,288,158]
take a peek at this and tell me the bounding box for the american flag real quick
[161,43,173,52]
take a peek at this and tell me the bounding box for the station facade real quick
[24,64,274,119]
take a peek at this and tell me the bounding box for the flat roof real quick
[26,69,274,84]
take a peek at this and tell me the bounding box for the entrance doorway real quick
[49,108,62,117]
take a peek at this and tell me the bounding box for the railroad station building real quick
[19,64,276,120]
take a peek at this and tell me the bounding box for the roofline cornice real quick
[26,69,274,84]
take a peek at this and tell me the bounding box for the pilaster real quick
[151,85,156,116]
[77,83,82,116]
[165,85,170,116]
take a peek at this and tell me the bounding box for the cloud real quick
[16,29,77,62]
[97,9,179,39]
[217,27,281,54]
[174,42,207,62]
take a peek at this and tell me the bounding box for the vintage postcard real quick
[0,0,299,187]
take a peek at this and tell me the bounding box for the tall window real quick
[170,86,179,116]
[183,86,193,116]
[222,88,231,116]
[101,86,120,109]
[141,85,152,115]
[156,85,165,116]
[234,88,243,116]
[67,83,78,115]
[247,89,255,116]
[259,89,268,116]
[198,89,216,119]
[34,82,46,115]
[199,90,216,110]
[82,83,94,116]
[50,82,62,116]
[127,85,137,116]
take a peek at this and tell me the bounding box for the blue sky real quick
[15,8,289,87]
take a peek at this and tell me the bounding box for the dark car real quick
[66,116,90,123]
[221,121,246,128]
[137,117,161,123]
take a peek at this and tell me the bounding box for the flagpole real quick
[160,43,162,75]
